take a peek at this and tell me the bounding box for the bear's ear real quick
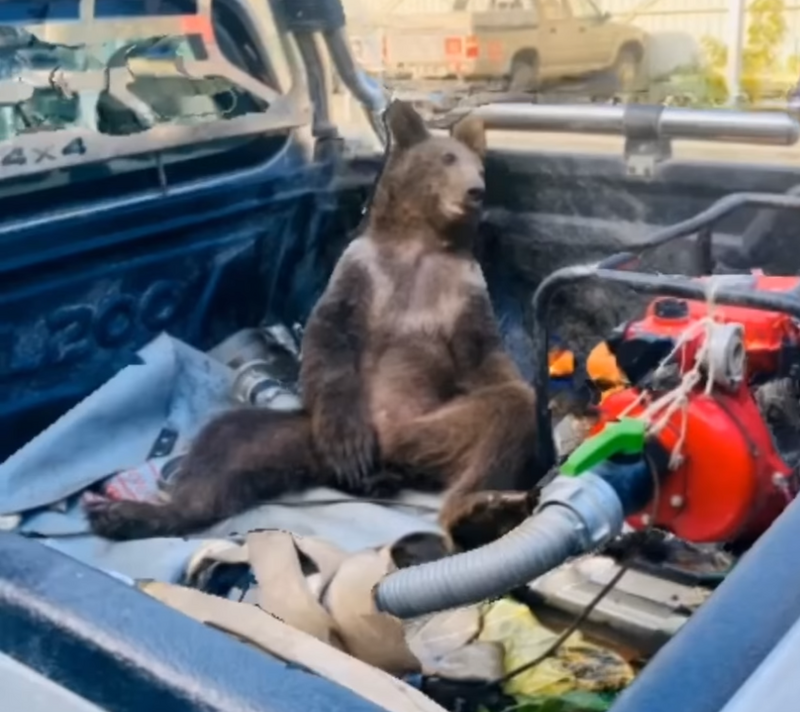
[451,115,487,158]
[386,100,430,150]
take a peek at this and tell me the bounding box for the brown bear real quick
[85,100,543,550]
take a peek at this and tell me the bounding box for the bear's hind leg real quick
[86,409,326,541]
[382,382,544,551]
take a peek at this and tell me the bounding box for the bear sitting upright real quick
[86,100,544,550]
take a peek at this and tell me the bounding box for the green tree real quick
[700,0,787,102]
[742,0,787,98]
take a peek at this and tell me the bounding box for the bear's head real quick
[368,100,487,250]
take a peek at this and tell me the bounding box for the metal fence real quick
[600,0,800,77]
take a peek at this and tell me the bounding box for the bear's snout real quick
[466,186,485,206]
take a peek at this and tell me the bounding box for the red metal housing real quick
[624,276,800,379]
[595,275,800,544]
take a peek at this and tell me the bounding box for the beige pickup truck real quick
[349,0,647,93]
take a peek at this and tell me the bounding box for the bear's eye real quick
[441,152,458,166]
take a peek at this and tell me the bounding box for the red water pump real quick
[375,275,800,622]
[375,196,800,620]
[593,275,800,546]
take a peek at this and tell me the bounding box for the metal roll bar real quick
[271,0,388,147]
[322,27,388,145]
[465,103,800,146]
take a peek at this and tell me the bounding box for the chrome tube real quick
[322,27,388,145]
[464,103,799,146]
[294,32,336,138]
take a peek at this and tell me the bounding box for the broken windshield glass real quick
[0,0,303,202]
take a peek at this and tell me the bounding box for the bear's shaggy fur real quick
[85,101,544,549]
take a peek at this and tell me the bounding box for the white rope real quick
[617,279,722,470]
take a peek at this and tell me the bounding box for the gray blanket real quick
[0,333,441,583]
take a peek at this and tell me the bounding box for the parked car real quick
[348,0,648,92]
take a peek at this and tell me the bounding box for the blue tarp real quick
[0,332,441,583]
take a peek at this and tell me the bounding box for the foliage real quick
[699,0,788,102]
[503,691,617,712]
[741,0,788,98]
[700,36,727,70]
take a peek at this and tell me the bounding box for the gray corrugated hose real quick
[373,473,625,620]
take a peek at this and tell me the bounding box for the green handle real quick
[560,417,646,476]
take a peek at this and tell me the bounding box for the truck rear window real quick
[0,0,295,220]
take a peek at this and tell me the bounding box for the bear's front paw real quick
[313,408,379,490]
[441,489,539,553]
[82,496,161,541]
[83,497,128,539]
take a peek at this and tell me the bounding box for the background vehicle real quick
[347,0,647,93]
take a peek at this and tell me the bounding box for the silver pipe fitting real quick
[536,471,626,549]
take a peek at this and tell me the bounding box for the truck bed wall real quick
[3,144,800,461]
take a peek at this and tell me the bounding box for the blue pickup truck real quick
[3,2,800,712]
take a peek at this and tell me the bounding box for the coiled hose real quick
[374,472,628,620]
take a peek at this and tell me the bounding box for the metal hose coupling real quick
[373,472,626,620]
